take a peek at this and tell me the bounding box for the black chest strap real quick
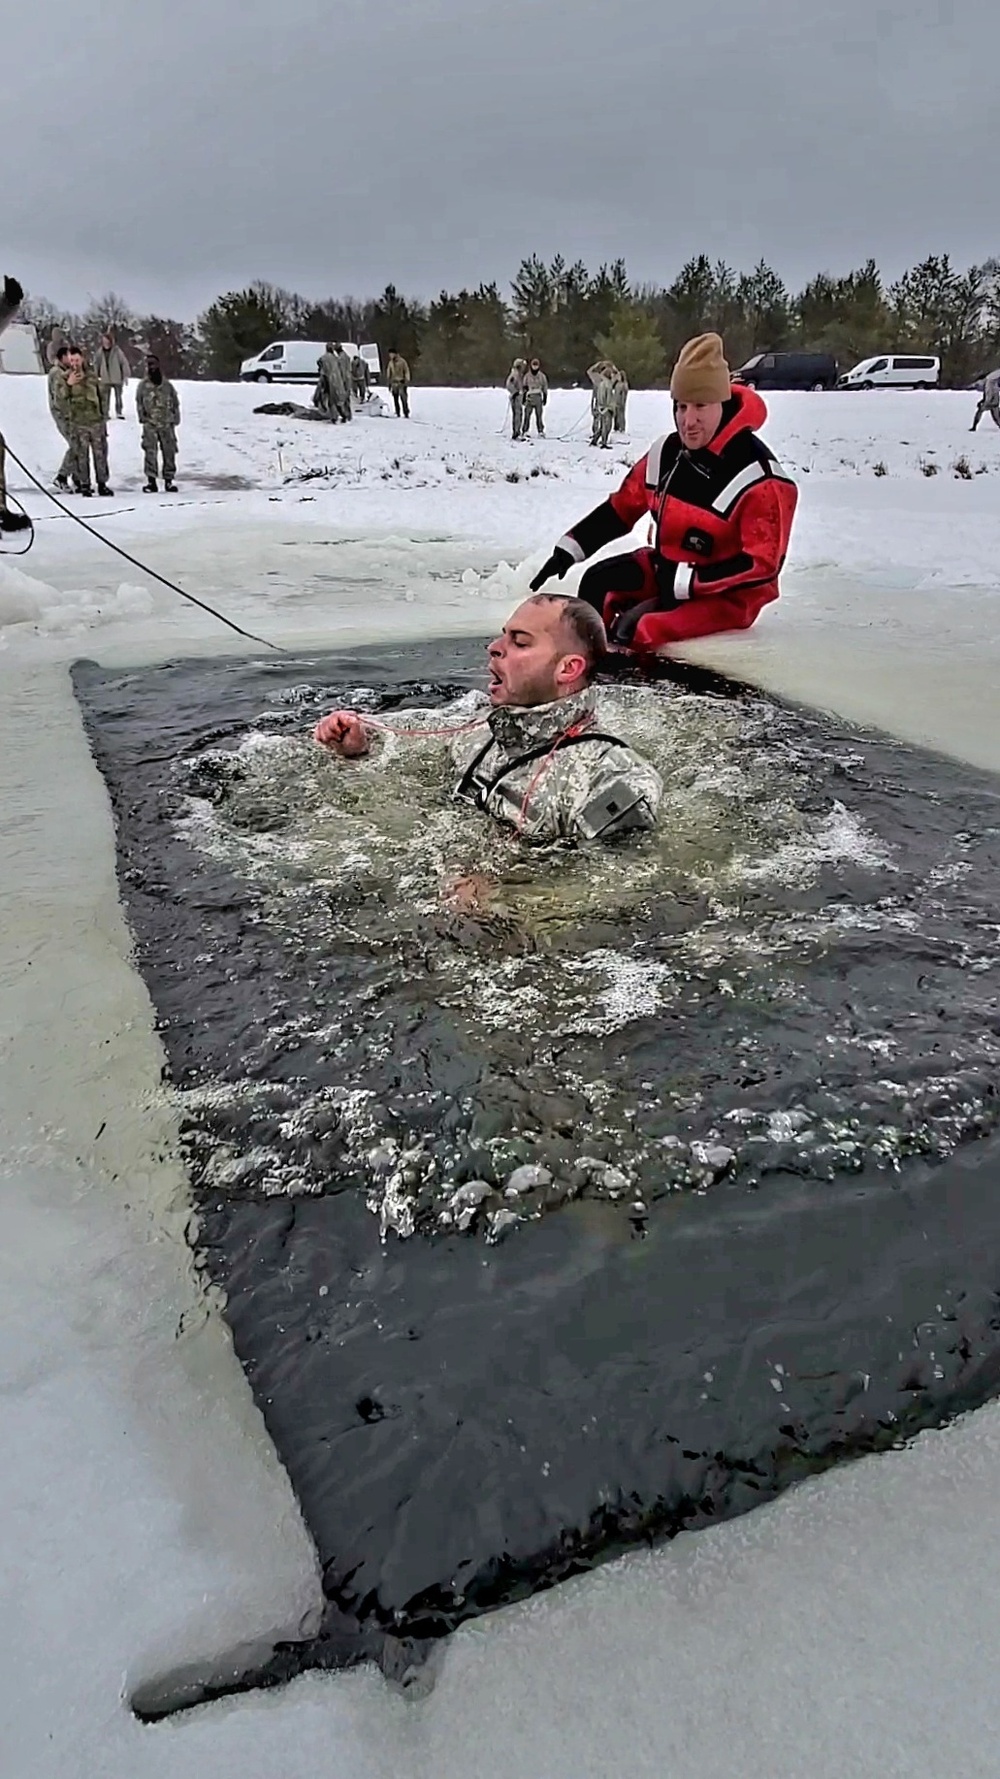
[456,730,626,809]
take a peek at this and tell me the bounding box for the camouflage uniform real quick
[95,341,131,419]
[971,368,1000,431]
[316,348,352,421]
[386,353,410,417]
[351,354,369,402]
[47,362,75,485]
[613,367,629,432]
[52,368,110,492]
[332,346,353,420]
[589,369,616,448]
[522,366,548,436]
[506,358,526,438]
[362,686,661,844]
[136,375,181,483]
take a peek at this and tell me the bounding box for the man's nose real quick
[487,637,503,658]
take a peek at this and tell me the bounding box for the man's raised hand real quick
[313,710,371,758]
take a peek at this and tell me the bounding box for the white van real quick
[838,354,940,390]
[239,339,381,384]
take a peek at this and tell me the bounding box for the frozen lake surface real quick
[2,382,1000,1774]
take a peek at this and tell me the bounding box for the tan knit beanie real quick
[670,332,731,403]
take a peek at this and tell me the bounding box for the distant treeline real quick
[22,252,1000,387]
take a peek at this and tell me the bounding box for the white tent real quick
[0,322,44,375]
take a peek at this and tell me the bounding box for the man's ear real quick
[556,651,588,689]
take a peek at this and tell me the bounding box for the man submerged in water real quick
[314,594,662,845]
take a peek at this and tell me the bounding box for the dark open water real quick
[73,640,1000,1707]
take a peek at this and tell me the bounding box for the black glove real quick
[530,545,574,591]
[3,275,24,309]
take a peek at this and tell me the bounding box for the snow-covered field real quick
[3,378,1000,1776]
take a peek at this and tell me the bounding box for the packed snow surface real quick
[3,377,1000,1775]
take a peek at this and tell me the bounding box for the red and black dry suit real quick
[562,386,798,650]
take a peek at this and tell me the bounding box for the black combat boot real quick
[163,480,177,492]
[144,478,158,493]
[97,484,114,496]
[0,508,31,531]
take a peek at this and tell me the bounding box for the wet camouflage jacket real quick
[522,369,548,401]
[443,686,662,844]
[53,369,104,428]
[386,355,410,388]
[136,376,180,427]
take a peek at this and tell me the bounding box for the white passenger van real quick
[838,354,940,390]
[239,340,381,384]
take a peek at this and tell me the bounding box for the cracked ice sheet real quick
[4,380,1000,1774]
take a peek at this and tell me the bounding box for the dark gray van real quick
[735,351,839,391]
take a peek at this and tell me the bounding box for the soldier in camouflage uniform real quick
[613,365,629,432]
[95,332,131,419]
[0,272,33,531]
[385,351,411,417]
[351,353,370,403]
[135,354,181,491]
[589,365,617,448]
[506,357,526,439]
[522,359,548,436]
[52,348,113,496]
[314,594,662,846]
[47,343,76,489]
[316,343,352,421]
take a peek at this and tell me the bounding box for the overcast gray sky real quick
[7,0,997,318]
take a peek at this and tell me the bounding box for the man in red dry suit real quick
[531,332,798,652]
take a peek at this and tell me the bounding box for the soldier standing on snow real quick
[506,357,526,439]
[385,350,411,417]
[613,366,629,432]
[52,346,114,496]
[971,368,1000,431]
[589,365,616,448]
[522,358,548,436]
[351,352,369,404]
[136,353,181,492]
[48,343,76,490]
[95,331,131,420]
[317,343,352,422]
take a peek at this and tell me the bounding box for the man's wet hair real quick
[527,592,607,680]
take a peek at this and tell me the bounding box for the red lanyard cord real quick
[515,713,596,835]
[363,714,490,741]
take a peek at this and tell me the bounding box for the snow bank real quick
[0,558,152,635]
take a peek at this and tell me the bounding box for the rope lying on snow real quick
[2,441,285,652]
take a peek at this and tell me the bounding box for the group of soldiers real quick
[504,355,629,445]
[313,343,412,421]
[505,357,550,437]
[45,327,181,495]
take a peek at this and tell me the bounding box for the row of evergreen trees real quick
[22,252,1000,387]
